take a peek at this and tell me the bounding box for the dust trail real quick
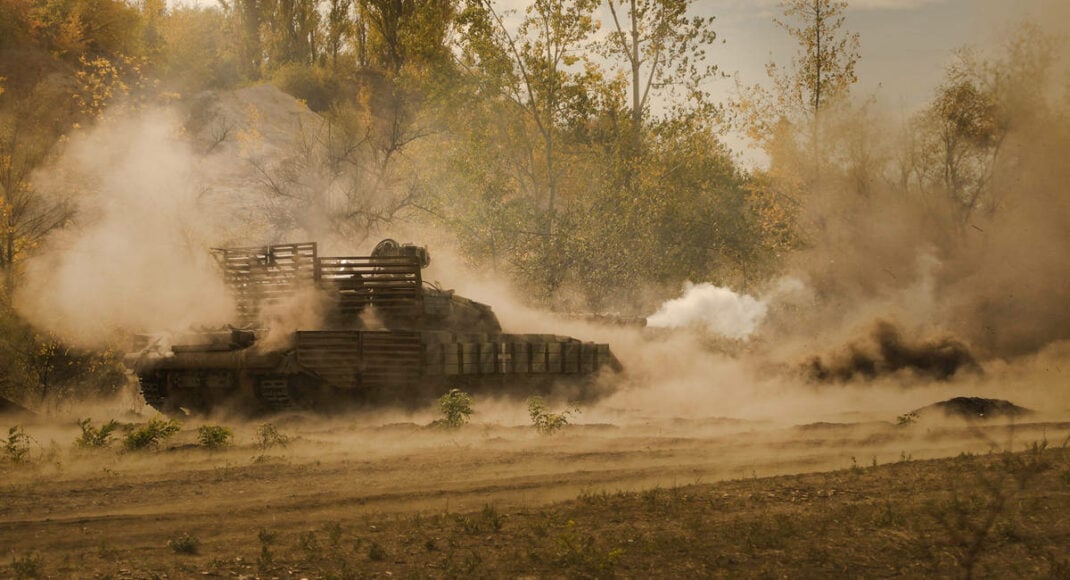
[14,110,235,347]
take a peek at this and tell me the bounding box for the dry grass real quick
[5,442,1068,578]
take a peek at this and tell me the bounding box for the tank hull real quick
[124,241,622,416]
[130,330,620,415]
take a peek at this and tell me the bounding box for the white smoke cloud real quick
[645,278,806,340]
[646,282,765,339]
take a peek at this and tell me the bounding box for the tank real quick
[124,240,621,415]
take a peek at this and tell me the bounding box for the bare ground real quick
[1,406,1069,578]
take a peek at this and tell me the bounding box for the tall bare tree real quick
[600,0,718,155]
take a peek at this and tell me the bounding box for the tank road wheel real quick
[137,372,169,412]
[256,376,298,412]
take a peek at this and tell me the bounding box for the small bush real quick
[368,541,387,562]
[75,418,120,449]
[197,425,233,450]
[167,532,200,555]
[4,426,31,464]
[123,416,181,451]
[436,388,474,430]
[10,552,42,579]
[897,412,919,426]
[528,397,577,435]
[255,423,290,450]
[257,528,277,570]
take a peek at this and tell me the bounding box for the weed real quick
[97,542,120,561]
[873,502,903,528]
[552,520,622,576]
[197,425,233,450]
[897,411,919,426]
[167,532,200,555]
[528,397,577,435]
[10,553,42,579]
[4,426,31,464]
[435,388,473,429]
[123,416,181,451]
[1003,440,1051,489]
[323,521,343,548]
[257,528,276,570]
[367,541,387,562]
[298,530,319,558]
[75,418,119,449]
[481,504,504,532]
[255,423,290,449]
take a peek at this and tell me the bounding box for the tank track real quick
[138,374,168,410]
[257,377,297,411]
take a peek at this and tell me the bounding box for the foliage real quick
[255,423,290,449]
[167,532,200,555]
[75,418,120,448]
[598,0,721,152]
[528,396,576,435]
[123,416,181,451]
[9,552,42,580]
[899,23,1059,226]
[733,0,861,191]
[4,425,31,464]
[896,412,918,427]
[197,424,234,450]
[436,388,474,430]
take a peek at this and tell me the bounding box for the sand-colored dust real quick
[2,386,1067,577]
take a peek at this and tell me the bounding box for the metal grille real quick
[214,243,318,325]
[317,255,423,319]
[295,330,423,391]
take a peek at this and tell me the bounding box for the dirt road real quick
[2,404,1065,577]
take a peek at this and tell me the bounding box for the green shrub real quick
[4,426,31,463]
[197,425,233,450]
[75,418,119,448]
[528,397,577,435]
[123,416,181,451]
[255,423,290,449]
[368,541,387,562]
[167,532,200,555]
[10,552,42,579]
[436,388,474,430]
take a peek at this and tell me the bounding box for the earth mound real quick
[916,396,1032,420]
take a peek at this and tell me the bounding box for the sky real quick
[706,0,1060,115]
[174,0,1064,112]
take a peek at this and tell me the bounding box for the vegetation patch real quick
[123,417,181,451]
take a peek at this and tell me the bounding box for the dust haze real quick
[3,3,1068,490]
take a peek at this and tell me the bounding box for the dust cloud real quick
[13,110,236,348]
[11,13,1069,433]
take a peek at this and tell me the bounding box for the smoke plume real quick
[14,110,236,347]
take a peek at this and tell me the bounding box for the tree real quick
[599,0,718,157]
[737,0,860,176]
[901,23,1059,227]
[465,0,599,230]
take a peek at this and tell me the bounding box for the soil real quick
[2,404,1068,578]
[916,396,1033,420]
